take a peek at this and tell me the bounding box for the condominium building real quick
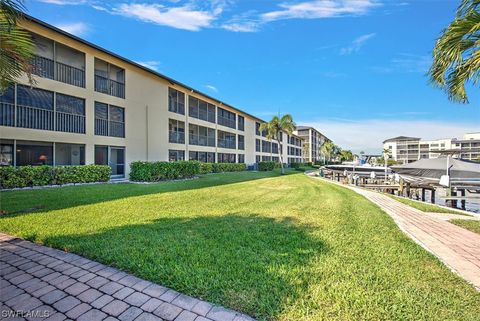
[293,126,331,163]
[0,15,304,178]
[383,132,480,164]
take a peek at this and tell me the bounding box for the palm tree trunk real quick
[276,138,284,175]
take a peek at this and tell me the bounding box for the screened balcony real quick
[95,59,125,98]
[0,85,85,134]
[94,102,125,138]
[31,34,85,87]
[169,119,185,144]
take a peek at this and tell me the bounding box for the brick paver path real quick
[0,233,255,321]
[311,175,480,290]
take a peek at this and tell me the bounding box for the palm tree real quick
[259,114,295,174]
[0,0,35,92]
[428,0,480,103]
[320,141,336,165]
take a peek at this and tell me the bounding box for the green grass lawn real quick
[451,219,480,235]
[1,171,479,320]
[386,194,470,215]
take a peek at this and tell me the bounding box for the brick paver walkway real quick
[311,175,480,290]
[0,233,255,321]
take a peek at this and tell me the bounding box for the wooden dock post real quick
[421,188,426,202]
[460,189,466,210]
[431,189,435,204]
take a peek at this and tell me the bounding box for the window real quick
[56,93,85,133]
[169,150,185,161]
[168,88,185,115]
[217,107,236,129]
[16,85,54,130]
[262,155,271,161]
[0,86,15,127]
[55,143,85,165]
[16,141,53,166]
[256,122,266,137]
[31,33,85,87]
[272,156,279,162]
[189,124,215,147]
[189,96,215,123]
[238,115,244,131]
[217,130,236,149]
[189,151,215,163]
[94,102,125,138]
[262,140,271,153]
[218,153,235,163]
[238,135,245,150]
[95,145,125,177]
[169,119,185,144]
[256,155,261,163]
[238,154,245,163]
[272,142,278,154]
[0,140,13,166]
[94,58,125,98]
[256,139,261,152]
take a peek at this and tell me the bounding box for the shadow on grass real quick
[41,213,327,320]
[0,170,302,216]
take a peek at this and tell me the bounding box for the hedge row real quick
[200,162,246,174]
[0,165,112,189]
[130,161,200,181]
[258,161,276,171]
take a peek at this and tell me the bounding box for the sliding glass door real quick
[95,145,125,178]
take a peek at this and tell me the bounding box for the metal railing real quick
[109,120,125,138]
[56,61,85,87]
[95,118,108,136]
[31,55,54,79]
[0,102,15,126]
[95,75,125,98]
[16,105,54,130]
[56,112,85,133]
[217,116,236,129]
[169,131,185,144]
[189,133,215,147]
[218,138,236,149]
[31,55,85,87]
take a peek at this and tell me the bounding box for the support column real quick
[421,188,426,202]
[431,189,435,204]
[460,189,466,210]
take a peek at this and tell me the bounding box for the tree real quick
[259,114,295,175]
[339,150,354,162]
[428,0,480,103]
[0,0,35,92]
[320,141,336,165]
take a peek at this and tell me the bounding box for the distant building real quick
[294,126,331,163]
[383,132,480,164]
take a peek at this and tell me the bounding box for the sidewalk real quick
[0,233,255,321]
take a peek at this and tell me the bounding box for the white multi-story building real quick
[0,15,305,178]
[383,133,480,164]
[293,126,331,163]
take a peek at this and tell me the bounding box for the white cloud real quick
[55,22,89,36]
[371,53,432,74]
[205,84,218,93]
[39,0,86,4]
[340,33,376,55]
[113,3,218,31]
[136,61,161,71]
[300,119,479,154]
[261,0,379,22]
[222,21,260,32]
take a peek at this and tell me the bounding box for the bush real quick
[258,161,276,171]
[290,162,302,169]
[130,161,201,182]
[0,165,111,189]
[212,163,246,173]
[199,163,214,174]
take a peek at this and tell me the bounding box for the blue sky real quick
[28,0,479,153]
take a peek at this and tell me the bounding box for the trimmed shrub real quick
[290,162,302,169]
[199,163,214,174]
[0,165,111,189]
[130,161,201,182]
[258,161,276,171]
[212,163,246,173]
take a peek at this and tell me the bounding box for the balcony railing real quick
[56,112,85,133]
[0,102,15,127]
[217,116,236,129]
[109,120,125,138]
[218,138,236,149]
[16,105,54,130]
[95,75,125,98]
[169,131,185,144]
[238,142,245,150]
[95,118,108,136]
[56,61,85,87]
[31,55,54,79]
[189,134,215,147]
[31,55,85,87]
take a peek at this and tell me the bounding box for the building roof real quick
[22,14,268,124]
[383,136,421,143]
